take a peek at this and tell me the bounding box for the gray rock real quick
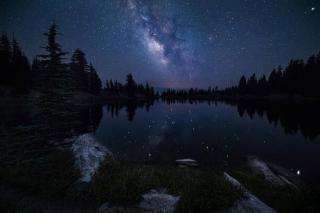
[97,202,110,213]
[247,156,301,190]
[224,173,276,213]
[71,134,113,183]
[175,158,198,167]
[247,156,285,187]
[139,189,180,213]
[98,202,120,213]
[267,162,303,191]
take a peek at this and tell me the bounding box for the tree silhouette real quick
[37,23,73,106]
[0,24,106,98]
[30,57,41,89]
[11,36,31,94]
[257,75,267,95]
[88,63,102,94]
[238,75,247,94]
[70,49,89,92]
[0,35,12,87]
[125,73,137,97]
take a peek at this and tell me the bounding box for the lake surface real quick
[94,101,320,183]
[1,100,320,184]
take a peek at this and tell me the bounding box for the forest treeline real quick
[162,51,320,99]
[227,52,320,97]
[2,23,319,101]
[104,74,156,98]
[0,24,101,96]
[0,23,155,99]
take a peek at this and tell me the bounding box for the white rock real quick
[224,173,276,213]
[71,133,112,183]
[139,189,180,213]
[175,159,198,167]
[267,162,302,191]
[247,156,285,187]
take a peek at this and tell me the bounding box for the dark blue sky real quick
[1,0,320,88]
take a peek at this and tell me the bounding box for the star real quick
[311,7,316,12]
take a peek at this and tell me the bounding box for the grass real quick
[0,198,36,213]
[2,155,320,212]
[0,153,244,212]
[89,160,244,212]
[0,151,79,199]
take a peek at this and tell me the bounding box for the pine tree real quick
[70,49,89,91]
[31,57,41,89]
[0,34,12,86]
[106,80,110,91]
[125,73,136,97]
[11,36,31,94]
[258,75,267,95]
[238,75,247,94]
[37,23,72,99]
[145,82,150,97]
[109,79,114,93]
[247,74,258,94]
[88,63,102,94]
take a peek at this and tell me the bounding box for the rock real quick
[247,156,286,187]
[224,173,276,213]
[267,162,303,191]
[98,202,110,212]
[98,204,128,213]
[98,204,139,213]
[139,189,180,213]
[175,158,198,167]
[71,133,113,183]
[247,156,301,190]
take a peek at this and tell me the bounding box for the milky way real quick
[125,0,196,86]
[1,0,320,88]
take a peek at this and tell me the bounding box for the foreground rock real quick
[247,156,301,190]
[139,189,180,212]
[267,162,303,190]
[98,189,179,213]
[175,158,198,167]
[224,173,276,213]
[71,134,112,183]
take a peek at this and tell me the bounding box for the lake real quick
[1,100,320,185]
[94,100,320,183]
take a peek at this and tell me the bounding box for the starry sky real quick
[1,0,320,88]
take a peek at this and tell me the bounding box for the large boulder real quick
[72,134,112,183]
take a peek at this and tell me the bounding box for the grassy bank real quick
[0,156,244,212]
[1,154,320,212]
[89,161,244,212]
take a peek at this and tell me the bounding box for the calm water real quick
[2,100,320,184]
[95,101,320,183]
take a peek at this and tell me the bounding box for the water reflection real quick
[0,104,104,164]
[97,100,320,183]
[105,100,155,121]
[228,100,320,140]
[2,99,320,186]
[103,100,320,140]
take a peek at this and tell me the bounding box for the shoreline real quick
[1,91,320,107]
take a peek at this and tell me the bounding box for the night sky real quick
[1,0,320,88]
